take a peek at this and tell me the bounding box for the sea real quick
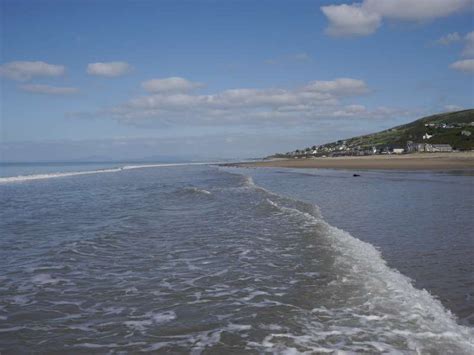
[0,162,473,353]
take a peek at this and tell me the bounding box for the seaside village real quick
[283,121,473,158]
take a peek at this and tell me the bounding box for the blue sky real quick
[1,0,473,161]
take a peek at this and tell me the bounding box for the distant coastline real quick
[226,152,474,171]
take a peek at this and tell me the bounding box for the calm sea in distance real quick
[0,162,473,353]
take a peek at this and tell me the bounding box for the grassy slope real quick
[340,109,474,150]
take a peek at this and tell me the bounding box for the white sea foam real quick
[182,187,212,195]
[144,322,251,352]
[0,326,25,333]
[262,197,474,353]
[122,162,220,170]
[0,167,123,184]
[219,169,474,352]
[31,273,60,285]
[124,311,176,332]
[0,162,223,184]
[11,295,31,305]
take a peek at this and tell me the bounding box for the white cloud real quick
[363,0,470,21]
[86,62,131,77]
[321,4,381,37]
[0,61,65,81]
[302,78,370,96]
[141,77,203,93]
[462,31,474,57]
[436,31,474,70]
[322,0,471,37]
[19,84,79,95]
[92,77,393,126]
[450,59,474,73]
[435,30,474,54]
[331,104,367,117]
[435,32,462,45]
[444,104,464,111]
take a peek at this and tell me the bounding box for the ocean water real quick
[0,163,473,353]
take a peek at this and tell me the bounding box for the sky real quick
[1,0,473,161]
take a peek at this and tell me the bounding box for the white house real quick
[432,144,453,152]
[423,133,433,140]
[393,148,405,154]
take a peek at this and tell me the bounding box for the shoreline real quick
[225,152,474,171]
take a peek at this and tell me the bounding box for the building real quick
[406,141,426,152]
[432,144,453,152]
[393,148,405,154]
[423,133,433,140]
[461,130,472,137]
[426,144,453,152]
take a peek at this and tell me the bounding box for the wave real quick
[180,187,212,195]
[0,167,124,184]
[0,162,222,184]
[229,170,474,353]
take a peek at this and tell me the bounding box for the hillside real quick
[279,109,474,157]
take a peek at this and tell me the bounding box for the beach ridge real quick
[229,152,474,170]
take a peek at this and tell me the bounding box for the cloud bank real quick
[321,0,471,37]
[86,62,131,77]
[142,77,203,93]
[440,31,474,72]
[0,61,65,81]
[94,77,404,126]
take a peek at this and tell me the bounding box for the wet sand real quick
[229,152,474,171]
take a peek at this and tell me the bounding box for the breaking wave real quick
[0,162,221,184]
[2,166,472,353]
[226,170,474,353]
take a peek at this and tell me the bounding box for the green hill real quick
[280,109,474,157]
[345,109,474,150]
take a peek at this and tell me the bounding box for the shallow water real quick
[239,167,474,325]
[0,164,473,353]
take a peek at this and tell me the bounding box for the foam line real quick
[0,162,222,184]
[230,170,474,352]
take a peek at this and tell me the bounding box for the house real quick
[461,130,472,137]
[423,133,433,140]
[393,148,405,154]
[424,144,451,152]
[432,144,453,152]
[406,141,425,152]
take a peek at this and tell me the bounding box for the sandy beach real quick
[231,152,474,171]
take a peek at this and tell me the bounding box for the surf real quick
[0,162,222,184]
[226,169,474,353]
